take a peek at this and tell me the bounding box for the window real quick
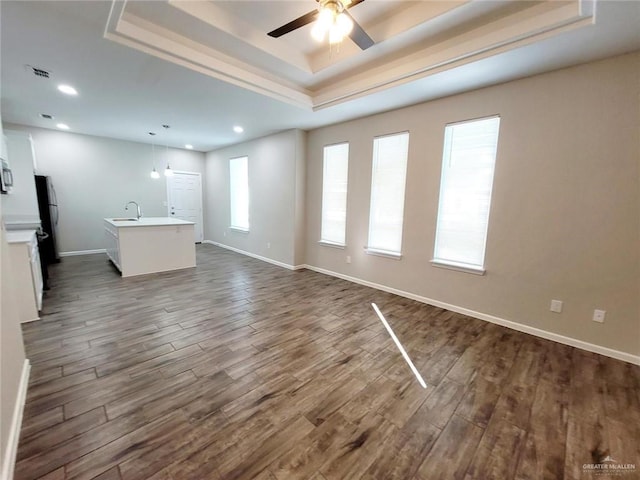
[320,143,349,246]
[367,132,410,257]
[433,116,500,273]
[229,156,249,231]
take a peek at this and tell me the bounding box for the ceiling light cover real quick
[57,84,78,95]
[233,126,244,133]
[56,123,70,130]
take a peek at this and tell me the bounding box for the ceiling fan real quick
[267,0,375,50]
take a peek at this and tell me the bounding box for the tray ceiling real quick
[2,0,639,151]
[105,0,596,109]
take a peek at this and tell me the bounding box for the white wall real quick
[304,52,640,358]
[3,125,206,253]
[0,117,28,480]
[1,131,39,221]
[204,129,306,268]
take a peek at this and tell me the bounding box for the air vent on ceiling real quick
[40,113,54,120]
[26,65,51,79]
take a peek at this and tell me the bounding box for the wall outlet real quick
[223,231,226,237]
[267,242,271,249]
[593,309,606,323]
[346,255,351,264]
[550,299,563,313]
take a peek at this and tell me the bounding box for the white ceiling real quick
[1,0,639,152]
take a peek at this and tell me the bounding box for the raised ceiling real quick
[106,0,597,109]
[1,0,639,151]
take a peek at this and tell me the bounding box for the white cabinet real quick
[104,222,121,271]
[6,229,42,322]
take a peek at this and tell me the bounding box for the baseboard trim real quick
[1,359,30,480]
[301,264,640,366]
[202,240,305,271]
[59,249,106,257]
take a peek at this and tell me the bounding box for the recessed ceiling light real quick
[185,144,193,150]
[57,84,78,96]
[56,123,70,130]
[233,126,244,134]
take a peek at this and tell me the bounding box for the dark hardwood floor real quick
[16,245,640,480]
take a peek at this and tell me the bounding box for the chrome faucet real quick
[125,201,142,219]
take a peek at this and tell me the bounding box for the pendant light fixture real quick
[162,124,173,177]
[164,143,173,177]
[149,132,160,179]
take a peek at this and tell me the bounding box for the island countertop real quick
[104,217,195,228]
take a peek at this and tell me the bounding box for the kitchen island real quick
[104,217,195,277]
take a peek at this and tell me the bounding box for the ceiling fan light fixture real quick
[312,0,353,46]
[336,12,353,35]
[328,26,344,45]
[317,7,334,30]
[311,22,326,42]
[268,0,374,51]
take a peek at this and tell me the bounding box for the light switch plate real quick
[593,309,606,323]
[550,299,563,313]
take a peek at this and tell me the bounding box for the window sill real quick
[229,226,249,234]
[364,248,402,260]
[430,259,485,276]
[318,240,345,249]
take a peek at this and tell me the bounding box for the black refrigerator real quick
[35,175,60,288]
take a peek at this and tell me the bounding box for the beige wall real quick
[305,52,640,357]
[0,117,28,476]
[204,129,306,267]
[3,125,206,253]
[293,129,307,267]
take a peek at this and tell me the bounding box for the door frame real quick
[166,170,204,243]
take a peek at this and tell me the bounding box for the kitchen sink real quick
[111,218,138,221]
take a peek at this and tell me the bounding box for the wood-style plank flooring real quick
[16,245,640,480]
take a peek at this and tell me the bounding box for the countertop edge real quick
[6,229,37,244]
[104,217,195,228]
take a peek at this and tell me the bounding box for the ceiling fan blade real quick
[344,11,374,50]
[268,9,318,38]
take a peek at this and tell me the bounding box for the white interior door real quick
[167,171,204,243]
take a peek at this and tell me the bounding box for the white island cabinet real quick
[104,217,196,277]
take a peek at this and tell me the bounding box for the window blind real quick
[320,143,349,245]
[367,132,410,255]
[433,116,500,269]
[229,156,249,230]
